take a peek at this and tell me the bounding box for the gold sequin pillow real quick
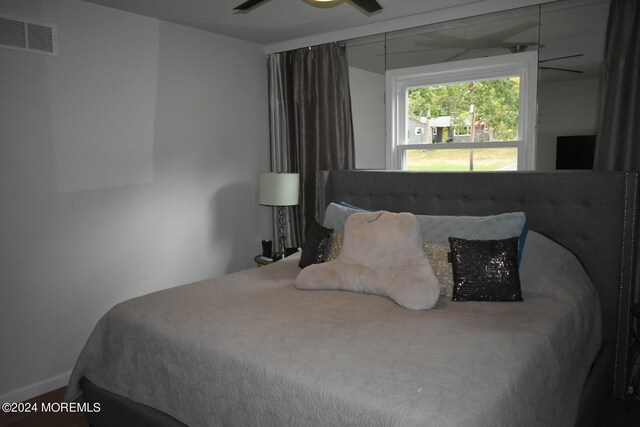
[326,233,344,261]
[424,243,454,298]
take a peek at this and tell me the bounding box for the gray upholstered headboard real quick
[317,170,638,399]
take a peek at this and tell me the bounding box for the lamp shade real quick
[259,173,299,206]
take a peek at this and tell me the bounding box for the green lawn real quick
[405,147,518,171]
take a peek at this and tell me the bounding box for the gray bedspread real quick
[65,231,602,426]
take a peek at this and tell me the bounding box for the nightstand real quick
[254,255,274,267]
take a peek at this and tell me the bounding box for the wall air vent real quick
[0,15,57,55]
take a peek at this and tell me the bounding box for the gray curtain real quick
[594,0,640,171]
[268,42,354,246]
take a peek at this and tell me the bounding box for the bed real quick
[65,170,639,427]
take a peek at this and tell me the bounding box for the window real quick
[453,126,471,137]
[386,52,537,171]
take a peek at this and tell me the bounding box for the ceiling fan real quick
[511,48,585,74]
[539,54,585,74]
[384,22,539,61]
[234,0,383,14]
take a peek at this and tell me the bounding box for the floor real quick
[0,388,88,427]
[1,387,639,427]
[595,396,640,427]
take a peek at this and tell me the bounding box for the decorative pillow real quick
[322,202,363,233]
[448,236,523,302]
[298,221,334,269]
[417,213,528,263]
[338,201,375,211]
[296,211,440,310]
[326,232,344,261]
[424,243,454,298]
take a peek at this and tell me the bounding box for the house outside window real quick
[386,52,538,171]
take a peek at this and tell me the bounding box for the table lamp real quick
[259,172,299,259]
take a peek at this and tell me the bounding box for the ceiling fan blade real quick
[539,54,584,63]
[540,66,584,74]
[234,0,269,11]
[475,22,538,44]
[382,47,442,56]
[444,49,471,62]
[350,0,383,13]
[416,33,469,49]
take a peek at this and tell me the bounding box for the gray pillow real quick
[322,202,360,233]
[322,202,526,244]
[417,212,526,245]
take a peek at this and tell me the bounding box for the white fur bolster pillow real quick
[295,211,440,310]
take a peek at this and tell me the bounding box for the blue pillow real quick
[338,201,374,211]
[518,221,529,263]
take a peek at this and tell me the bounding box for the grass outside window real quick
[405,148,518,171]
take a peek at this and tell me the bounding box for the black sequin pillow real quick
[299,221,334,269]
[448,236,523,302]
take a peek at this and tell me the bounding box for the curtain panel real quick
[268,43,354,247]
[594,0,640,171]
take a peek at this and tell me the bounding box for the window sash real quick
[386,51,537,171]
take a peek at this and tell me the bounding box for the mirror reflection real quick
[346,0,609,171]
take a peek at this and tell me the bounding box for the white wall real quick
[349,66,386,169]
[0,0,270,403]
[536,78,601,170]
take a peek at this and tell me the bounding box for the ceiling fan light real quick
[304,0,345,8]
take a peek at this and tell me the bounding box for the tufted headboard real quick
[317,170,639,399]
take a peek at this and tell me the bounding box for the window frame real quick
[385,51,538,171]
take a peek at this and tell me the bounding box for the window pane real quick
[404,148,518,171]
[407,78,520,144]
